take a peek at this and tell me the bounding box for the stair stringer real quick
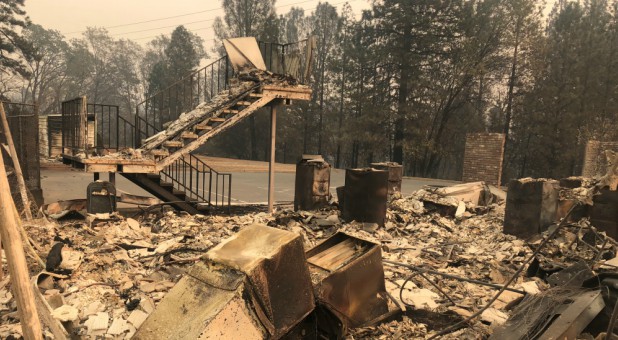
[154,94,276,171]
[120,173,200,214]
[139,82,261,152]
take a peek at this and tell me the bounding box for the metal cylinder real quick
[342,168,388,225]
[370,162,403,197]
[294,155,331,211]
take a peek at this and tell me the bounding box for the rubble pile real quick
[0,182,616,339]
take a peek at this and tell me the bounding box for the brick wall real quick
[582,140,618,178]
[462,133,505,186]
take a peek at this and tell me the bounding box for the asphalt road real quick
[41,166,458,205]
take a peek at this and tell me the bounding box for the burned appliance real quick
[134,224,315,340]
[306,232,391,335]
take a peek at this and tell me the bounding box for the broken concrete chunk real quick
[519,281,541,295]
[434,181,493,207]
[127,309,149,329]
[84,312,109,334]
[126,218,141,230]
[107,317,129,336]
[51,305,79,322]
[402,288,439,310]
[154,236,183,254]
[481,308,508,326]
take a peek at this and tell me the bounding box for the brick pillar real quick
[462,133,506,186]
[581,140,618,177]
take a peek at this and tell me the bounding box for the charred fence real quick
[62,97,136,157]
[0,101,43,206]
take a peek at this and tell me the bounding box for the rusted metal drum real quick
[294,155,331,211]
[342,168,388,225]
[370,162,403,197]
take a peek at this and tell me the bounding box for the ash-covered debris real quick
[2,180,618,339]
[237,68,304,87]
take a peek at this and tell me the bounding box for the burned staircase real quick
[61,37,314,213]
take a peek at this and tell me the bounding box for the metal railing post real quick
[228,174,232,212]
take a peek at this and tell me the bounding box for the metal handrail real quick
[159,153,232,209]
[133,38,315,148]
[138,55,229,109]
[134,55,233,147]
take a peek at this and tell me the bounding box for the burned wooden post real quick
[342,168,388,226]
[503,178,559,238]
[268,103,279,214]
[294,155,331,211]
[0,147,42,340]
[370,162,403,198]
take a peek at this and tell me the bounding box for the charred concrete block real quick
[556,199,588,223]
[294,155,331,211]
[590,189,618,240]
[306,233,390,332]
[370,162,403,197]
[134,224,315,340]
[342,168,388,226]
[504,178,559,238]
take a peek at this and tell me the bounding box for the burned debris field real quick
[4,0,618,339]
[3,176,618,339]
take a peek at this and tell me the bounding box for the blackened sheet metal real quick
[223,37,267,72]
[306,232,390,329]
[538,290,604,339]
[342,168,388,225]
[490,289,604,340]
[547,261,594,288]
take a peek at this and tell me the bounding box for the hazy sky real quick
[25,0,371,48]
[25,0,558,50]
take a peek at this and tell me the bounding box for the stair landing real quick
[63,85,310,173]
[62,154,158,173]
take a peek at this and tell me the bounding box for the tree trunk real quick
[504,18,522,153]
[393,62,408,165]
